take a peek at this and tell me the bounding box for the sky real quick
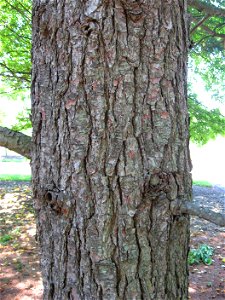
[191,136,225,187]
[188,74,225,186]
[189,72,225,116]
[0,92,30,128]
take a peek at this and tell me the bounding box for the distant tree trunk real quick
[32,1,192,299]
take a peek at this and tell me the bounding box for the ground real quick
[189,186,225,299]
[0,182,42,300]
[0,182,224,299]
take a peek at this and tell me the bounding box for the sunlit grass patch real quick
[0,157,29,163]
[193,180,213,187]
[0,174,31,181]
[0,234,13,245]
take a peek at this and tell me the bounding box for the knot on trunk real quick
[44,190,70,216]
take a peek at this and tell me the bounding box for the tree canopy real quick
[189,0,225,101]
[0,0,225,144]
[0,0,31,91]
[188,0,225,143]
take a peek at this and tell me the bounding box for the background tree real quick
[0,0,32,138]
[188,91,225,144]
[188,0,225,144]
[0,0,31,91]
[189,0,225,100]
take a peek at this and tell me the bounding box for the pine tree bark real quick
[32,1,192,299]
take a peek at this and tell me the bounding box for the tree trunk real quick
[32,1,192,299]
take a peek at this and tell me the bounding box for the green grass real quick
[0,174,31,181]
[0,158,28,163]
[0,175,212,186]
[193,180,213,187]
[0,234,13,245]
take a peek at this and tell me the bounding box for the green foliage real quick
[0,234,13,245]
[188,244,214,265]
[0,228,21,246]
[11,108,32,131]
[0,228,21,245]
[189,1,225,101]
[188,93,225,144]
[0,0,31,91]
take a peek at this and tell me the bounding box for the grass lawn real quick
[0,174,31,181]
[192,180,213,187]
[0,161,31,181]
[0,173,212,186]
[0,159,213,186]
[0,158,28,163]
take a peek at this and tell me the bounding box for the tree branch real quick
[190,15,210,34]
[191,16,225,38]
[4,0,31,22]
[188,0,225,17]
[0,62,31,77]
[0,126,32,159]
[200,24,225,38]
[3,25,31,41]
[172,199,225,227]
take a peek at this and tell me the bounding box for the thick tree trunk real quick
[32,1,192,299]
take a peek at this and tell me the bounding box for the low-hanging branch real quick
[0,126,31,159]
[0,63,31,81]
[4,0,31,22]
[201,24,225,38]
[188,0,225,17]
[190,15,211,34]
[191,16,225,38]
[172,199,225,227]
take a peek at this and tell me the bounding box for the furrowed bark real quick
[0,126,31,159]
[32,1,192,299]
[172,199,225,227]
